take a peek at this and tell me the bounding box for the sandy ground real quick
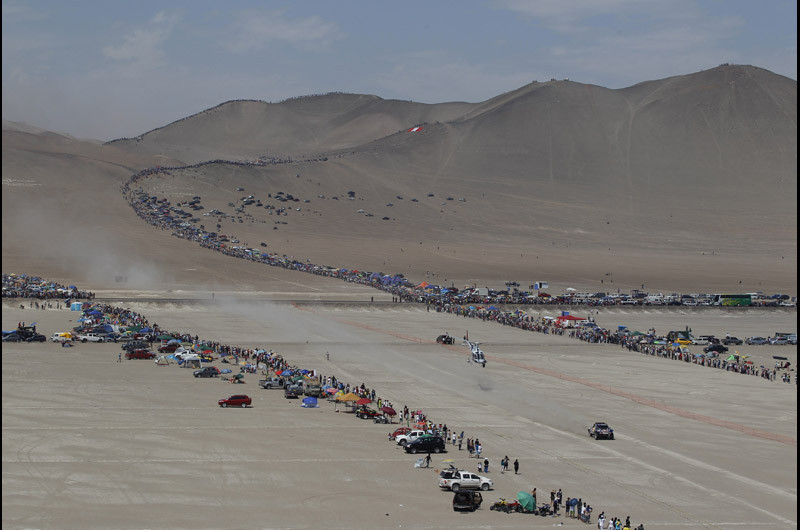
[2,299,796,530]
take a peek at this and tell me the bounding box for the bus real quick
[712,294,752,307]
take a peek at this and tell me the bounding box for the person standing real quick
[117,352,122,363]
[513,458,519,474]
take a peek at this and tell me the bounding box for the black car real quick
[26,334,47,342]
[436,334,455,345]
[193,367,219,378]
[704,343,729,354]
[2,333,21,342]
[404,435,446,454]
[722,336,743,346]
[453,490,483,512]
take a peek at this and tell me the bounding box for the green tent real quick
[517,491,535,512]
[157,334,175,340]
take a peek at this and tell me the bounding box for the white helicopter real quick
[463,339,486,367]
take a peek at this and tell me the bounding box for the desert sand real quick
[2,64,796,529]
[2,298,796,529]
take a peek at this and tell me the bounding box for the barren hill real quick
[107,94,476,164]
[2,65,796,294]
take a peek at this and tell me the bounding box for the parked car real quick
[158,343,180,353]
[355,408,383,420]
[722,336,743,345]
[258,377,285,389]
[193,366,220,378]
[122,340,149,351]
[284,384,302,399]
[405,435,446,454]
[126,349,155,360]
[588,422,615,440]
[453,490,483,512]
[745,337,769,345]
[389,427,412,440]
[2,332,21,342]
[769,337,789,345]
[438,470,493,491]
[25,333,47,342]
[51,333,73,343]
[395,429,427,446]
[691,336,712,345]
[78,333,105,343]
[219,395,251,408]
[703,344,729,354]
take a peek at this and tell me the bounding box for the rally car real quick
[436,333,455,345]
[588,422,614,440]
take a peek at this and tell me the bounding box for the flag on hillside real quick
[408,126,422,132]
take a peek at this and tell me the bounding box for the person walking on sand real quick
[514,458,519,474]
[117,352,122,363]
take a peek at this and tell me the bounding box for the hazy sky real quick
[2,0,796,141]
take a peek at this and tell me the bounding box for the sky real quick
[2,0,796,141]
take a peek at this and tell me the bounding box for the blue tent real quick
[299,369,310,374]
[140,327,152,333]
[488,306,499,311]
[301,396,319,408]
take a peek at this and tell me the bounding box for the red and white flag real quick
[408,126,422,132]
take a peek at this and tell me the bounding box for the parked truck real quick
[302,379,322,397]
[258,377,285,389]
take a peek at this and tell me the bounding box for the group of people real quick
[619,336,796,384]
[2,273,94,300]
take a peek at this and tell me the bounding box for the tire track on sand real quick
[292,303,796,446]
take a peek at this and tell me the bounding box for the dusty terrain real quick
[2,301,796,529]
[2,64,796,529]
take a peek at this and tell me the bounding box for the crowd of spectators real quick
[2,273,93,300]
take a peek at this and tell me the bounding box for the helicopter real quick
[463,339,486,367]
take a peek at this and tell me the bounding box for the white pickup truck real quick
[438,470,494,491]
[77,333,105,343]
[395,429,427,446]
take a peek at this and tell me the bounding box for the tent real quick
[301,396,319,408]
[336,392,360,402]
[517,491,535,513]
[155,355,170,365]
